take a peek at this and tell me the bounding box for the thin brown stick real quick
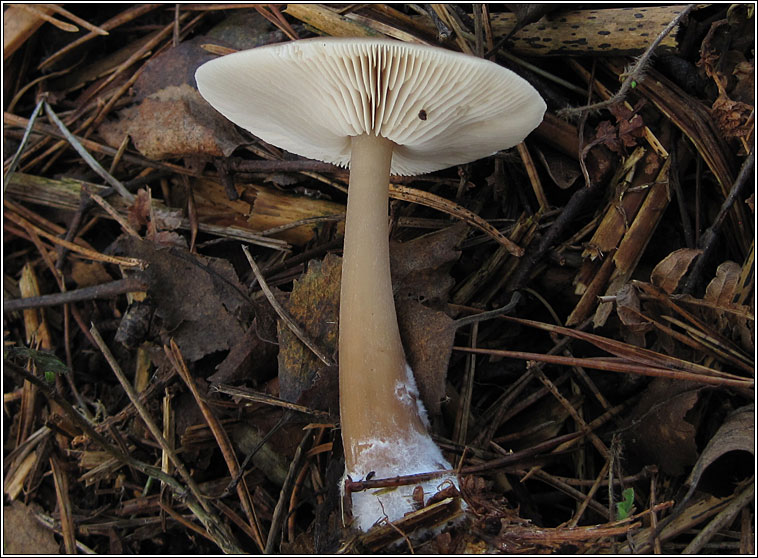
[559,5,695,117]
[157,500,216,542]
[531,467,610,519]
[242,245,334,367]
[4,277,147,313]
[14,4,78,32]
[165,340,265,552]
[80,184,140,237]
[265,430,312,553]
[571,459,612,527]
[85,328,245,553]
[682,481,755,554]
[516,141,548,210]
[507,316,749,381]
[49,454,76,553]
[212,384,331,419]
[4,210,143,268]
[38,5,160,69]
[390,183,524,256]
[530,365,610,459]
[43,4,109,35]
[89,327,206,505]
[454,346,753,390]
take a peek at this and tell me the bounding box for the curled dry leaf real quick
[615,283,651,346]
[209,299,279,385]
[534,144,580,190]
[682,404,754,504]
[701,261,753,354]
[704,260,741,306]
[70,260,113,288]
[390,223,467,302]
[127,189,183,234]
[396,299,454,416]
[650,247,702,294]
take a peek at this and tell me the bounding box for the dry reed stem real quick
[165,339,266,552]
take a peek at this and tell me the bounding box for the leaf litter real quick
[2,4,754,554]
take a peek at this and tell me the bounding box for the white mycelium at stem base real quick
[339,134,457,531]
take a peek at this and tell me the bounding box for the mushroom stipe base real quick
[339,362,462,533]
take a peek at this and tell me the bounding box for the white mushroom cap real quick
[196,37,546,176]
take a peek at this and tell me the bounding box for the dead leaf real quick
[704,260,741,306]
[615,283,651,346]
[98,37,246,160]
[593,120,623,154]
[3,500,60,555]
[70,261,113,288]
[534,144,580,190]
[390,223,467,302]
[682,404,754,503]
[622,379,701,476]
[711,95,754,140]
[277,225,467,416]
[396,299,454,416]
[277,253,341,413]
[113,236,251,362]
[650,248,702,294]
[3,5,52,60]
[609,103,647,149]
[128,189,183,235]
[209,300,279,385]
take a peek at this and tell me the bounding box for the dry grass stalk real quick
[165,339,266,551]
[49,453,77,553]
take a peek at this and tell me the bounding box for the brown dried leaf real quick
[650,248,702,294]
[390,223,467,302]
[711,95,754,140]
[3,5,51,60]
[615,283,650,346]
[209,300,279,385]
[396,299,454,416]
[113,236,251,362]
[534,144,580,190]
[277,254,340,413]
[127,188,152,229]
[704,260,741,306]
[3,500,61,555]
[593,120,622,154]
[683,405,754,501]
[70,261,113,288]
[622,379,701,476]
[127,189,184,244]
[277,225,466,416]
[98,37,245,160]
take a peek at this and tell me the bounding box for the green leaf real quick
[616,487,635,520]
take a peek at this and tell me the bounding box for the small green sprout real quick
[616,487,635,520]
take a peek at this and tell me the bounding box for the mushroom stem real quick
[339,133,456,531]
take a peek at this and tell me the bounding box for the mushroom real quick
[195,37,545,532]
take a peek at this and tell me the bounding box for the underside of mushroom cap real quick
[195,37,546,176]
